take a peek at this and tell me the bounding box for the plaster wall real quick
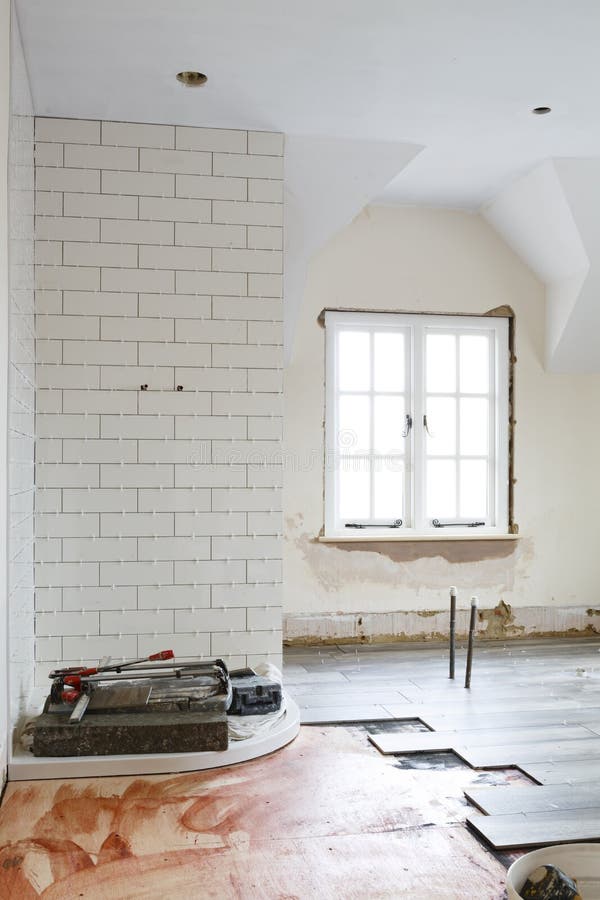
[283,205,600,641]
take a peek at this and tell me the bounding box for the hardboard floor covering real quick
[285,638,600,851]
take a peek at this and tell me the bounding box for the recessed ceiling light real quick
[532,106,552,115]
[176,71,207,87]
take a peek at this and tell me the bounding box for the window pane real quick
[426,333,456,393]
[339,459,370,519]
[426,397,456,456]
[373,459,404,519]
[338,331,370,391]
[460,334,489,394]
[373,395,405,453]
[459,459,488,518]
[460,397,488,455]
[426,459,456,518]
[374,332,404,392]
[338,395,370,454]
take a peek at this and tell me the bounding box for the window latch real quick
[346,519,403,529]
[423,414,435,437]
[401,414,412,438]
[432,519,485,528]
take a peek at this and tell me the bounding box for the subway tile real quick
[137,633,211,658]
[173,318,246,344]
[63,439,138,463]
[247,463,282,488]
[213,153,283,179]
[176,270,246,296]
[137,489,211,513]
[63,537,137,562]
[36,216,100,242]
[140,148,211,175]
[34,240,62,266]
[63,489,138,513]
[35,538,61,562]
[138,390,211,416]
[36,462,99,488]
[100,365,174,391]
[35,438,63,463]
[212,296,282,321]
[213,248,281,274]
[175,607,246,633]
[138,196,210,223]
[247,558,282,583]
[212,200,282,226]
[248,179,284,203]
[101,316,174,342]
[63,340,137,366]
[175,222,246,248]
[248,416,283,440]
[248,322,283,345]
[36,167,100,193]
[176,174,246,201]
[63,241,138,268]
[100,560,173,586]
[35,489,62,512]
[36,389,62,413]
[246,606,282,631]
[174,559,246,585]
[138,294,211,320]
[212,535,282,560]
[137,439,210,464]
[64,192,138,219]
[36,314,99,341]
[36,610,99,636]
[35,142,64,167]
[101,121,175,149]
[101,415,174,439]
[247,131,284,156]
[174,366,246,392]
[176,126,247,153]
[101,218,174,245]
[62,585,137,611]
[36,265,100,292]
[175,416,247,440]
[247,225,282,250]
[139,244,211,271]
[101,512,174,537]
[101,463,174,488]
[35,290,63,314]
[138,536,210,561]
[35,561,99,588]
[35,637,62,661]
[100,609,174,634]
[101,267,174,293]
[102,170,174,197]
[212,344,281,369]
[174,464,246,488]
[63,389,137,415]
[35,191,63,216]
[63,634,138,660]
[211,629,282,656]
[212,488,281,511]
[36,117,101,144]
[37,413,99,439]
[175,512,246,536]
[247,511,283,535]
[64,143,139,170]
[138,342,211,367]
[247,369,283,392]
[212,440,281,465]
[138,584,210,610]
[212,392,282,417]
[63,290,138,317]
[248,273,282,297]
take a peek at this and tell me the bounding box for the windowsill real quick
[319,532,520,543]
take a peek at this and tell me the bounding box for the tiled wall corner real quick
[34,118,284,681]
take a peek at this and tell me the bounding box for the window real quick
[324,311,509,536]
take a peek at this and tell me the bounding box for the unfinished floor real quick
[1,638,599,898]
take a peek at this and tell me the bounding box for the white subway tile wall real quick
[9,46,35,719]
[34,118,283,681]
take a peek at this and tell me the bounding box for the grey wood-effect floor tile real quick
[467,807,600,850]
[465,782,600,815]
[368,724,592,756]
[300,705,394,724]
[461,737,600,769]
[518,758,600,785]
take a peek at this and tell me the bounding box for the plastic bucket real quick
[506,843,600,899]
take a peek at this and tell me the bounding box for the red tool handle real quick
[148,650,174,661]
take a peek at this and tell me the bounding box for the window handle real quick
[401,414,412,438]
[432,519,485,528]
[346,519,403,529]
[424,414,435,437]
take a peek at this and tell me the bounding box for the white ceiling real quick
[15,0,600,209]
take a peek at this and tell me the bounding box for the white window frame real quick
[324,310,509,538]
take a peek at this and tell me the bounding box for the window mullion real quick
[412,322,425,531]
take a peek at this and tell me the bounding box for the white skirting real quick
[8,694,300,781]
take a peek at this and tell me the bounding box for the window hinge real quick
[401,414,412,438]
[346,519,403,529]
[432,519,485,528]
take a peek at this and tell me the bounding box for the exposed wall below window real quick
[283,205,600,641]
[34,118,283,684]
